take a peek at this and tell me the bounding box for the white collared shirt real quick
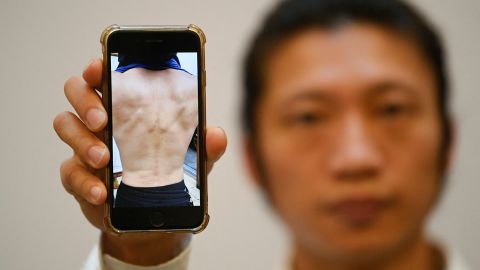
[82,241,191,270]
[82,240,470,270]
[274,242,471,270]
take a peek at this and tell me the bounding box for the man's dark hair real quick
[242,0,451,167]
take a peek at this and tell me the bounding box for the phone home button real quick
[149,212,166,228]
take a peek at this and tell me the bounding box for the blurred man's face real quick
[252,23,444,261]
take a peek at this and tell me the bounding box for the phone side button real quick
[149,212,166,228]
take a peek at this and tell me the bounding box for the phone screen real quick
[106,29,206,231]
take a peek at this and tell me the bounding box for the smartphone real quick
[100,25,207,233]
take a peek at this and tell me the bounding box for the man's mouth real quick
[326,197,392,227]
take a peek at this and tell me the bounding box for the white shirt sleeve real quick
[81,241,191,270]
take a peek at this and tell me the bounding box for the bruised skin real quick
[112,68,198,187]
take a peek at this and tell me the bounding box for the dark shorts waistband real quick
[114,180,192,208]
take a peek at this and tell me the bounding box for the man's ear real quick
[242,136,263,188]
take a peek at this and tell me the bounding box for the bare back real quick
[112,68,198,187]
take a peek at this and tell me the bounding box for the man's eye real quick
[379,104,409,118]
[294,113,325,125]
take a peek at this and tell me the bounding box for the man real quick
[111,50,197,207]
[54,0,469,269]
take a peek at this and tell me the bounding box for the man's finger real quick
[82,58,103,90]
[205,127,227,173]
[64,75,107,132]
[54,111,110,169]
[60,156,107,205]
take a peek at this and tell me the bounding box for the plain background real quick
[0,0,478,269]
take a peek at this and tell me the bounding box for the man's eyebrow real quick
[282,90,333,105]
[367,81,419,98]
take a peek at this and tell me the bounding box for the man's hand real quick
[53,59,227,265]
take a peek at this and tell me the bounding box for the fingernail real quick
[86,108,106,130]
[90,186,102,203]
[83,58,96,73]
[88,145,106,165]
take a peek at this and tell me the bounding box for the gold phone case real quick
[100,24,208,235]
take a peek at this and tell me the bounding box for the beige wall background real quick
[0,0,478,269]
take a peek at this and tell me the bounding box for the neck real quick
[292,233,443,270]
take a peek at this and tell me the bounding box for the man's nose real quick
[329,115,383,181]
